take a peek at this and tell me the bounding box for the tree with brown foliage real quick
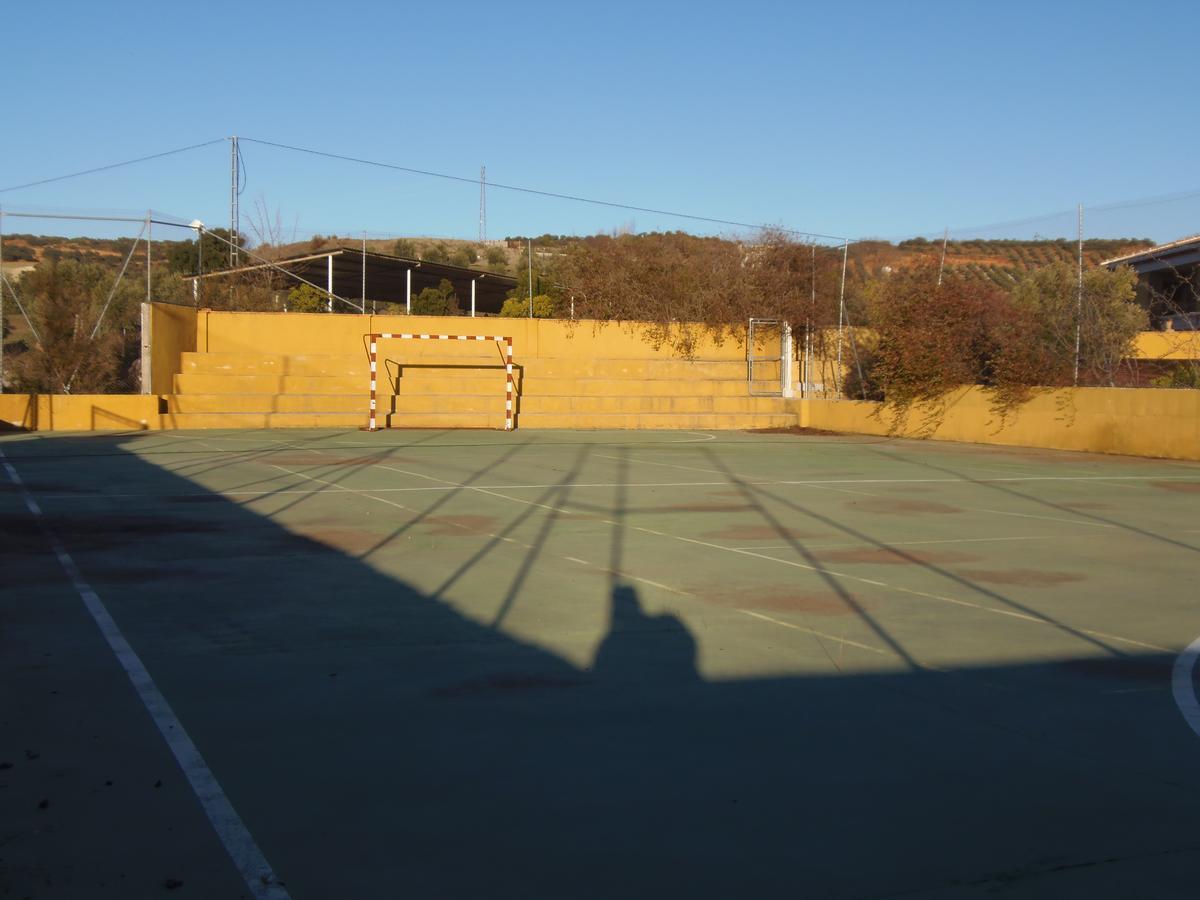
[864,262,1006,425]
[556,230,846,357]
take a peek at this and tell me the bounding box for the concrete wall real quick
[0,394,162,432]
[144,303,198,394]
[184,309,1199,365]
[1133,331,1200,361]
[194,310,755,361]
[800,386,1200,461]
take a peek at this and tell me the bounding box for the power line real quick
[238,136,849,243]
[0,139,226,195]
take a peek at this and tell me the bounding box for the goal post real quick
[364,332,515,432]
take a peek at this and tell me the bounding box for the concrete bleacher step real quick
[158,411,368,430]
[174,373,366,394]
[515,412,799,430]
[181,352,368,378]
[515,395,793,414]
[166,394,367,414]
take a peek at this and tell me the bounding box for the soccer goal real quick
[363,331,515,431]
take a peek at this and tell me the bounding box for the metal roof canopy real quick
[197,247,518,314]
[1102,234,1200,275]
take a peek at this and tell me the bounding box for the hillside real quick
[851,237,1153,290]
[1,232,1157,290]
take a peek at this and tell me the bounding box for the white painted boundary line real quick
[358,460,1172,655]
[0,449,290,900]
[268,465,894,666]
[1172,636,1200,740]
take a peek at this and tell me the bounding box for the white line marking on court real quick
[1172,635,1200,740]
[0,449,290,899]
[731,534,1063,552]
[270,465,890,664]
[735,610,887,656]
[389,464,1170,655]
[959,506,1117,529]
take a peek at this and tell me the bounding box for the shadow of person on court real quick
[590,583,699,686]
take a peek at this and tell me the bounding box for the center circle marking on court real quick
[1172,635,1200,739]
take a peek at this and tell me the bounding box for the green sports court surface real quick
[3,428,1200,898]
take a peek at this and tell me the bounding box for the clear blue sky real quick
[3,0,1197,245]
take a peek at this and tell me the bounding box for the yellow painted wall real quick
[0,394,36,430]
[0,394,162,432]
[799,386,1200,461]
[194,310,755,361]
[1133,331,1200,361]
[147,303,198,394]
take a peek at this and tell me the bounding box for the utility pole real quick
[937,227,949,286]
[1074,203,1083,386]
[230,136,240,268]
[0,207,4,394]
[478,165,487,243]
[146,210,152,304]
[527,238,533,317]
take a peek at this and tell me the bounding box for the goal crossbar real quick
[365,332,515,432]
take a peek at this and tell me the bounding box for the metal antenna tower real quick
[478,165,487,243]
[230,135,240,267]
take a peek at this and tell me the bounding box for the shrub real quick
[499,295,556,318]
[421,243,450,264]
[408,278,459,316]
[287,283,329,312]
[1150,363,1200,389]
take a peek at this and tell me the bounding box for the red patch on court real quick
[1152,481,1200,494]
[850,498,963,515]
[819,548,980,566]
[421,515,499,536]
[298,527,382,555]
[703,525,823,541]
[697,586,874,617]
[956,569,1083,586]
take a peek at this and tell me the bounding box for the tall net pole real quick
[230,136,240,268]
[0,207,4,394]
[937,227,949,286]
[835,241,848,397]
[146,210,152,304]
[1074,203,1083,386]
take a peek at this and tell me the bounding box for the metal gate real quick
[747,318,793,397]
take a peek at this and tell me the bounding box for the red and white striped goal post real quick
[364,332,515,432]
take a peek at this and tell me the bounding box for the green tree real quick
[287,283,329,312]
[409,278,459,316]
[449,246,478,268]
[8,260,142,393]
[500,294,557,318]
[486,247,507,269]
[992,262,1145,389]
[392,239,417,259]
[166,228,245,275]
[421,243,451,264]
